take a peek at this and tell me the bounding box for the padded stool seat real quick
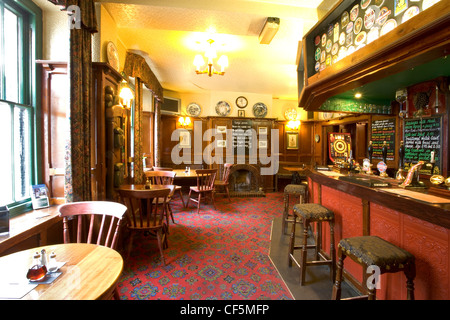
[289,203,335,286]
[332,236,416,300]
[282,183,307,234]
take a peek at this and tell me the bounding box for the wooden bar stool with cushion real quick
[332,236,416,300]
[282,183,307,234]
[288,203,335,286]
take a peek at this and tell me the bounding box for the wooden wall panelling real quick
[37,61,68,203]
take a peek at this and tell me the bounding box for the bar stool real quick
[282,183,307,234]
[288,203,335,286]
[332,236,416,300]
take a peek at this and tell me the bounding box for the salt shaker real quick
[40,249,48,268]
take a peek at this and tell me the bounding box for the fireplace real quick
[228,164,264,197]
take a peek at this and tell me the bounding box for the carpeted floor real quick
[116,192,294,300]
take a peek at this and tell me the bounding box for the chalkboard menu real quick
[232,119,253,153]
[404,116,441,174]
[371,118,395,160]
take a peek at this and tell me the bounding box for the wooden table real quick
[283,166,308,185]
[119,184,174,192]
[0,243,123,300]
[173,169,197,178]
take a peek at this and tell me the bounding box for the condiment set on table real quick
[26,249,60,282]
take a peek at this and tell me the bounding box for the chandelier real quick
[193,39,228,77]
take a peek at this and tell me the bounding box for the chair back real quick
[118,188,170,230]
[196,169,217,191]
[222,163,233,183]
[145,170,176,185]
[58,201,127,249]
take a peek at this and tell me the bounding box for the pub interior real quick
[0,0,449,302]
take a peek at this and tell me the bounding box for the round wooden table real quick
[0,243,123,300]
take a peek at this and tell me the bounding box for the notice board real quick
[403,116,442,174]
[371,118,396,161]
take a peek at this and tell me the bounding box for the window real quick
[0,0,41,215]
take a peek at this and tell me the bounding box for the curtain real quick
[133,78,144,184]
[123,52,163,102]
[50,0,98,202]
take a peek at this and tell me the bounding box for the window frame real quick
[0,0,42,217]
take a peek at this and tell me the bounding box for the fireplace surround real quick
[228,164,265,197]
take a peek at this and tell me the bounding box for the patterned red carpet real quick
[116,192,293,300]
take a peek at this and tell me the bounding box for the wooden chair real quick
[58,201,127,249]
[144,170,176,226]
[186,169,217,214]
[214,163,232,202]
[118,188,171,265]
[152,166,186,207]
[58,201,127,300]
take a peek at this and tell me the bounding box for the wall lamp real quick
[286,120,300,131]
[119,80,134,108]
[178,116,191,128]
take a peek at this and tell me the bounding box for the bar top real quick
[307,168,450,229]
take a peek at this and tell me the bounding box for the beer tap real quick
[366,141,374,175]
[430,150,436,175]
[395,141,406,181]
[379,141,388,177]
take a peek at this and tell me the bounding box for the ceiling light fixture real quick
[259,17,280,44]
[193,39,228,77]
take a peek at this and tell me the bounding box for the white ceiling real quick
[39,0,339,100]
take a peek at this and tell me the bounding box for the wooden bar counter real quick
[306,168,450,300]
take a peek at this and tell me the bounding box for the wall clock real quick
[236,96,248,108]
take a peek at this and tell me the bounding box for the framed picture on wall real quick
[258,140,268,149]
[286,132,299,150]
[216,126,227,133]
[179,130,191,148]
[258,127,268,135]
[216,140,227,148]
[238,110,245,117]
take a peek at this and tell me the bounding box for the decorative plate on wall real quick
[186,103,201,117]
[106,41,120,72]
[252,102,267,118]
[215,101,231,116]
[284,108,297,120]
